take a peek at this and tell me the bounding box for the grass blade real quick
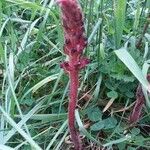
[0,145,14,150]
[113,0,127,48]
[4,100,45,143]
[115,47,150,95]
[0,106,42,150]
[46,120,68,150]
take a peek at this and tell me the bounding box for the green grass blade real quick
[45,120,68,150]
[0,115,4,144]
[113,0,127,48]
[32,73,59,93]
[16,18,40,59]
[0,106,42,150]
[21,73,59,101]
[133,0,141,33]
[5,0,47,11]
[142,61,150,108]
[4,100,45,143]
[103,135,131,147]
[88,18,102,44]
[0,145,14,150]
[0,19,9,37]
[55,129,68,150]
[115,47,150,95]
[15,113,67,122]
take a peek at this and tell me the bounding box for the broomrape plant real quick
[56,0,89,149]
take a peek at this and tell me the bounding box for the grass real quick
[0,0,150,149]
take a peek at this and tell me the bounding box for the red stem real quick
[68,70,82,150]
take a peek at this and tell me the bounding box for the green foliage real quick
[90,117,117,131]
[86,106,102,122]
[107,91,118,99]
[90,120,105,131]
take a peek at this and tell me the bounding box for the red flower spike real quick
[129,74,150,124]
[57,0,89,149]
[79,58,90,69]
[60,61,71,72]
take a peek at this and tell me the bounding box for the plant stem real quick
[68,70,82,150]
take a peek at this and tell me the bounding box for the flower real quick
[57,0,89,149]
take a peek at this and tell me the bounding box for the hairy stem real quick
[68,70,82,150]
